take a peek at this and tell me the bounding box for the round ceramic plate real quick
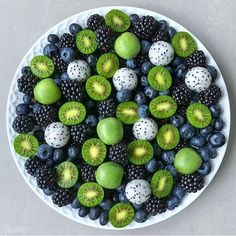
[6,6,231,230]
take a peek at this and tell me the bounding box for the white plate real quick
[6,6,231,230]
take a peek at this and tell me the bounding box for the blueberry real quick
[175,64,187,79]
[119,192,128,203]
[89,206,101,220]
[134,92,147,105]
[144,86,158,99]
[157,160,165,169]
[166,66,174,75]
[135,210,148,223]
[172,186,185,200]
[209,132,225,147]
[47,34,59,44]
[46,158,54,167]
[145,158,158,173]
[69,23,82,35]
[167,196,180,210]
[213,119,224,131]
[208,145,218,159]
[61,72,69,81]
[159,90,170,96]
[206,65,217,82]
[198,161,211,176]
[32,103,42,113]
[78,206,90,217]
[67,146,79,159]
[130,14,139,24]
[141,40,151,55]
[37,144,54,160]
[200,126,213,137]
[179,123,195,139]
[133,67,142,76]
[159,20,168,30]
[198,147,212,161]
[112,193,119,203]
[161,151,175,164]
[53,148,64,163]
[71,197,81,209]
[116,89,132,102]
[85,100,96,109]
[167,26,177,39]
[54,78,62,86]
[87,54,97,67]
[140,76,149,87]
[85,114,98,128]
[34,130,44,143]
[126,59,136,69]
[16,103,30,115]
[23,94,32,105]
[190,136,205,148]
[99,199,113,210]
[172,57,183,67]
[99,211,109,226]
[209,105,221,118]
[152,143,162,156]
[43,188,54,196]
[43,44,59,57]
[60,47,76,63]
[21,66,31,76]
[170,114,184,128]
[141,61,153,75]
[138,105,149,118]
[132,203,144,211]
[165,165,177,177]
[116,184,126,193]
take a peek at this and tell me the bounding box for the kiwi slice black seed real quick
[82,138,107,166]
[172,32,197,58]
[109,203,134,228]
[148,66,172,91]
[76,29,97,54]
[86,75,111,101]
[105,9,131,33]
[187,103,212,128]
[149,95,177,119]
[77,182,104,207]
[56,161,79,188]
[14,134,39,157]
[96,53,119,78]
[116,101,140,125]
[59,101,86,125]
[157,124,180,150]
[128,140,153,165]
[30,55,54,78]
[151,170,174,198]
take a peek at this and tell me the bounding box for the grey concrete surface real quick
[0,0,236,235]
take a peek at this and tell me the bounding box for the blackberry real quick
[179,173,204,193]
[52,188,74,207]
[95,25,116,52]
[87,14,105,31]
[135,53,148,67]
[80,162,96,182]
[58,33,76,49]
[97,98,116,118]
[132,16,158,40]
[152,29,169,42]
[172,84,192,106]
[52,55,68,73]
[144,196,167,215]
[185,50,206,69]
[60,80,86,101]
[70,124,91,147]
[175,139,189,152]
[198,85,222,106]
[17,74,39,97]
[12,115,35,133]
[157,118,170,127]
[34,105,58,127]
[36,165,56,190]
[126,164,146,181]
[177,105,187,118]
[24,156,44,177]
[108,143,128,166]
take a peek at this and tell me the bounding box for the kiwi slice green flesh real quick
[151,170,174,198]
[96,53,119,78]
[157,124,180,150]
[105,9,131,33]
[187,103,212,128]
[148,66,172,91]
[76,29,97,54]
[128,140,153,165]
[77,182,104,207]
[82,138,107,166]
[172,32,197,58]
[109,203,134,228]
[86,75,111,101]
[149,95,177,119]
[30,55,54,79]
[59,101,86,125]
[14,134,39,158]
[56,161,79,188]
[116,101,140,125]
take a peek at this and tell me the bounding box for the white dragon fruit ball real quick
[148,41,174,66]
[44,122,70,148]
[125,179,151,204]
[185,66,212,92]
[112,67,138,91]
[133,118,158,141]
[67,59,91,82]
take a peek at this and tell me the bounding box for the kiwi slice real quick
[151,170,173,198]
[59,101,86,125]
[96,53,119,78]
[105,9,131,33]
[128,140,153,165]
[116,102,140,125]
[76,29,97,54]
[82,138,107,166]
[148,66,172,91]
[77,182,104,207]
[56,161,79,188]
[187,103,212,128]
[157,124,180,150]
[149,95,177,119]
[109,203,134,228]
[172,32,197,58]
[30,55,54,78]
[14,134,39,157]
[86,75,111,101]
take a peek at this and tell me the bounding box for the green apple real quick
[34,78,61,104]
[114,32,140,59]
[95,162,124,189]
[97,117,123,145]
[174,147,202,174]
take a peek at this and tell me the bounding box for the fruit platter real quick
[7,6,230,229]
